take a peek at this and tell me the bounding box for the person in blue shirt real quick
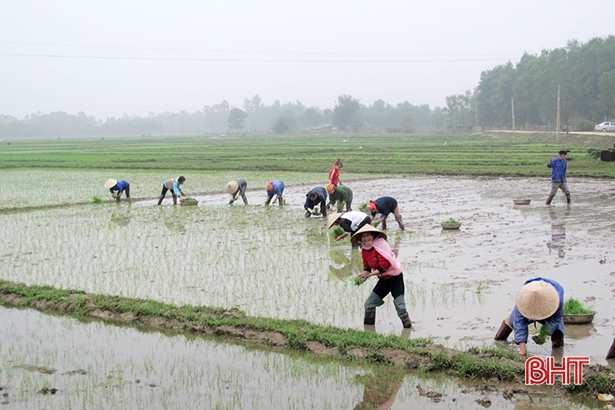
[304,186,327,217]
[546,150,570,205]
[265,180,284,206]
[494,277,565,356]
[157,176,185,205]
[366,196,405,230]
[104,179,130,202]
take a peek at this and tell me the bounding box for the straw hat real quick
[351,224,387,247]
[327,213,343,229]
[515,281,559,320]
[104,179,117,189]
[225,180,238,194]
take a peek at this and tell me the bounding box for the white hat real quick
[225,180,239,194]
[515,281,559,320]
[351,224,387,247]
[327,213,343,229]
[104,179,117,189]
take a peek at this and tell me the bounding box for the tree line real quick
[1,35,613,137]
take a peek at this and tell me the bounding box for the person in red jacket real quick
[328,158,343,186]
[352,225,412,329]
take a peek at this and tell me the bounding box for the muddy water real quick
[0,306,594,409]
[1,175,615,368]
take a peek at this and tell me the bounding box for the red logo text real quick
[525,356,590,385]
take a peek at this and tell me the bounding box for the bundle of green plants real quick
[532,324,549,345]
[442,218,459,224]
[563,298,596,315]
[183,197,198,203]
[353,277,365,286]
[330,226,345,240]
[92,196,102,204]
[359,203,367,212]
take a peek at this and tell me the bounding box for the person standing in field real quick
[225,179,248,205]
[104,179,130,202]
[546,150,570,205]
[157,176,185,205]
[352,225,412,328]
[326,183,353,212]
[366,196,405,230]
[327,211,372,243]
[494,277,565,356]
[328,158,343,187]
[265,180,285,206]
[304,186,328,217]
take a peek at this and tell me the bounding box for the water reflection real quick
[547,206,570,258]
[108,210,132,229]
[328,248,362,280]
[353,367,405,410]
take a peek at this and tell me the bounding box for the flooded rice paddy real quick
[2,171,615,408]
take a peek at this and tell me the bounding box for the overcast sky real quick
[1,0,613,119]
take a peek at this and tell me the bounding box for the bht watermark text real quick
[525,356,590,385]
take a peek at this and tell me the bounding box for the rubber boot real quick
[381,218,387,230]
[395,215,405,230]
[399,311,412,328]
[607,338,615,359]
[364,308,376,325]
[494,320,513,340]
[566,194,571,204]
[551,329,564,348]
[278,196,283,206]
[545,196,553,205]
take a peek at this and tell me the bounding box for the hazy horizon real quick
[2,0,613,120]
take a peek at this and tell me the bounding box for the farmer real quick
[327,211,372,243]
[328,158,343,187]
[352,225,412,328]
[366,196,405,230]
[157,176,185,205]
[494,277,565,356]
[104,179,130,202]
[546,150,570,205]
[326,183,353,212]
[265,180,284,206]
[608,338,615,359]
[304,186,327,217]
[225,178,248,205]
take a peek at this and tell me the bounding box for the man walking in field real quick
[546,150,570,205]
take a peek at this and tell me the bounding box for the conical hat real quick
[351,224,387,247]
[225,180,238,194]
[515,281,559,320]
[104,179,117,189]
[327,213,343,229]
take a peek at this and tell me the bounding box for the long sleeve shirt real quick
[339,211,371,235]
[328,166,340,186]
[510,277,565,344]
[110,180,129,194]
[266,180,285,197]
[547,158,567,182]
[329,184,353,212]
[304,187,327,215]
[370,196,398,218]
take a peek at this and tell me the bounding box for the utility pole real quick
[511,97,515,132]
[556,84,561,141]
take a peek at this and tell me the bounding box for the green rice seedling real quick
[330,226,345,240]
[563,298,596,314]
[93,196,102,204]
[442,218,458,224]
[532,324,549,345]
[353,277,365,286]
